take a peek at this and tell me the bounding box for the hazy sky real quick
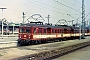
[0,0,90,25]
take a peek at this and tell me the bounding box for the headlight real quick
[24,35,26,37]
[29,37,30,38]
[29,35,30,38]
[19,35,21,38]
[20,36,21,38]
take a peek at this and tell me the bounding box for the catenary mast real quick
[82,0,85,38]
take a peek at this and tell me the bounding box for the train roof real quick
[20,22,81,30]
[20,23,71,29]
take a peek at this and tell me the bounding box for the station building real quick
[0,21,20,34]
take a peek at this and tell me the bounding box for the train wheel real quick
[17,42,21,46]
[38,40,41,44]
[17,41,23,46]
[35,40,38,44]
[28,41,31,45]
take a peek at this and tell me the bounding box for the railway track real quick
[0,41,17,49]
[0,37,90,60]
[12,39,90,60]
[0,36,18,49]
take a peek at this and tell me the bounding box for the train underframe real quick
[17,36,82,46]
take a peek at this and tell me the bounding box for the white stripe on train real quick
[33,33,90,39]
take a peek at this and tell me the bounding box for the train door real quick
[61,29,64,37]
[64,28,67,34]
[87,29,89,35]
[71,28,74,37]
[33,27,38,34]
[43,28,47,34]
[38,28,42,35]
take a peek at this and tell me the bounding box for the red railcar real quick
[17,22,90,45]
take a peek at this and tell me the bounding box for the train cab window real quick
[26,28,30,33]
[20,28,25,33]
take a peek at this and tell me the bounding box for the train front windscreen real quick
[19,27,31,39]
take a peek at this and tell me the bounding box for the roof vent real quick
[30,21,43,25]
[45,23,52,25]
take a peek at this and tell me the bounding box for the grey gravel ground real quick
[54,46,90,60]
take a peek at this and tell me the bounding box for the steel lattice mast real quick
[82,0,85,38]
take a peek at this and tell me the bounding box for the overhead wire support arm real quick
[22,12,25,24]
[46,15,50,24]
[25,14,45,23]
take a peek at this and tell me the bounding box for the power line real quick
[26,0,66,15]
[52,0,81,13]
[31,0,72,14]
[61,0,81,7]
[33,0,82,15]
[9,0,67,15]
[8,0,81,16]
[0,0,84,24]
[74,0,81,4]
[85,12,90,19]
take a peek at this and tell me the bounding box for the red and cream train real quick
[17,22,90,45]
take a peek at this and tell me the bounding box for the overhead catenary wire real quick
[30,0,72,15]
[26,0,82,21]
[7,0,82,16]
[52,0,81,13]
[26,0,66,15]
[1,0,88,24]
[9,0,81,16]
[74,0,81,4]
[8,0,69,16]
[60,0,81,8]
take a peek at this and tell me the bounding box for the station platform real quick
[0,35,18,49]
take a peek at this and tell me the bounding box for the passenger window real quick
[44,29,46,33]
[55,30,57,33]
[38,28,42,34]
[58,29,59,33]
[34,28,36,34]
[52,29,54,33]
[59,30,61,33]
